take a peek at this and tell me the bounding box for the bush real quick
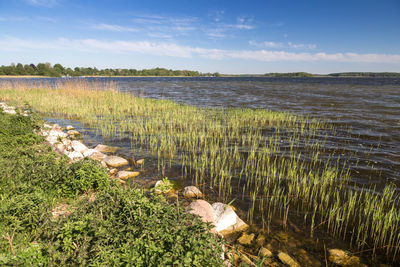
[62,159,110,196]
[45,187,224,266]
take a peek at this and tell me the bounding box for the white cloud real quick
[250,40,316,50]
[0,36,399,64]
[93,23,139,32]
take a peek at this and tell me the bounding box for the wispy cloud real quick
[25,0,58,7]
[92,23,139,32]
[1,36,399,64]
[249,40,317,50]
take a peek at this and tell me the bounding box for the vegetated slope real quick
[0,109,223,266]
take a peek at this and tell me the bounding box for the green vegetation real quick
[0,108,224,266]
[0,63,220,77]
[1,80,400,262]
[328,72,400,77]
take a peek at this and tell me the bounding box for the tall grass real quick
[1,79,399,261]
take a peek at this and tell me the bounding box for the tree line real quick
[0,63,220,77]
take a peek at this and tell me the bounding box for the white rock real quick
[66,125,75,130]
[88,151,107,161]
[212,203,239,232]
[49,129,67,138]
[43,123,53,128]
[83,149,97,158]
[68,151,84,160]
[4,109,16,115]
[71,140,88,153]
[46,135,59,145]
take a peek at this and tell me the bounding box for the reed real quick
[1,79,398,261]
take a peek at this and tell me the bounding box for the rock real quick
[103,155,129,168]
[94,144,120,153]
[212,202,248,235]
[4,109,16,115]
[187,200,215,225]
[71,140,88,153]
[116,171,140,179]
[277,252,300,267]
[67,151,84,160]
[88,151,107,161]
[66,125,75,130]
[52,124,62,131]
[43,123,52,129]
[62,138,71,146]
[154,179,174,194]
[46,130,67,145]
[136,159,145,165]
[259,247,273,258]
[83,149,96,158]
[55,143,65,154]
[183,186,203,198]
[67,129,80,136]
[237,233,255,246]
[100,161,107,168]
[109,168,118,175]
[256,233,266,247]
[328,249,360,266]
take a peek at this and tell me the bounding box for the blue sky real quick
[0,0,399,74]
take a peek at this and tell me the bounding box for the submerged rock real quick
[116,171,140,180]
[212,202,249,235]
[237,233,255,246]
[183,186,203,198]
[259,247,273,258]
[187,200,215,225]
[94,144,120,153]
[103,155,129,168]
[88,151,107,161]
[277,252,300,267]
[328,249,360,266]
[67,129,80,136]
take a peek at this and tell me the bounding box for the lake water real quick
[94,76,399,190]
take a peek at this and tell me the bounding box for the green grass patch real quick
[0,110,224,266]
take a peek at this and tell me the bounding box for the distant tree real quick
[15,63,26,75]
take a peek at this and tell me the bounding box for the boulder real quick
[46,130,67,145]
[88,151,107,161]
[55,143,65,154]
[83,149,96,158]
[183,186,203,198]
[104,155,129,167]
[67,151,84,160]
[278,252,300,267]
[94,144,120,153]
[67,129,80,136]
[116,171,140,179]
[237,233,255,246]
[66,125,75,130]
[187,200,215,225]
[71,140,88,153]
[328,249,360,266]
[212,202,248,235]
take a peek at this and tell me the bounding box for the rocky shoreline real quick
[1,101,368,267]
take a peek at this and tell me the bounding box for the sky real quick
[0,0,399,74]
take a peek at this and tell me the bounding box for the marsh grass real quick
[1,79,399,261]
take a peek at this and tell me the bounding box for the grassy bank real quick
[1,80,399,262]
[0,109,223,265]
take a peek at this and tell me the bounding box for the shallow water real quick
[100,76,399,189]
